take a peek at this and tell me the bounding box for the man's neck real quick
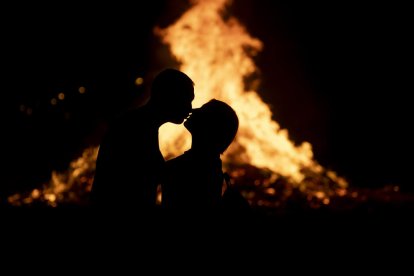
[143,103,168,128]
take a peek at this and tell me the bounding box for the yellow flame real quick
[9,0,347,207]
[156,0,317,183]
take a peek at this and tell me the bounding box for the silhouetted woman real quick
[162,99,239,210]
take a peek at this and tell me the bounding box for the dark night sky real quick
[2,0,412,197]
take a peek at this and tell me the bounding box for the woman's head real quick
[184,99,238,154]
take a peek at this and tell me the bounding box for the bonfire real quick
[9,0,350,209]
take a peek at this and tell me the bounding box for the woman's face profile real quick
[184,107,203,134]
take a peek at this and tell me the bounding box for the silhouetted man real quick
[91,69,194,209]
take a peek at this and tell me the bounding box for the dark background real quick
[2,0,412,198]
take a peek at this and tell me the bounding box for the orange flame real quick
[8,148,97,206]
[157,0,318,183]
[8,0,347,207]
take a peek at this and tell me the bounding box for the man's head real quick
[150,68,194,124]
[184,99,239,154]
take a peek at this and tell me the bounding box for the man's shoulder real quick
[115,108,146,123]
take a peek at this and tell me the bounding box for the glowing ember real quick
[8,148,97,206]
[9,0,347,207]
